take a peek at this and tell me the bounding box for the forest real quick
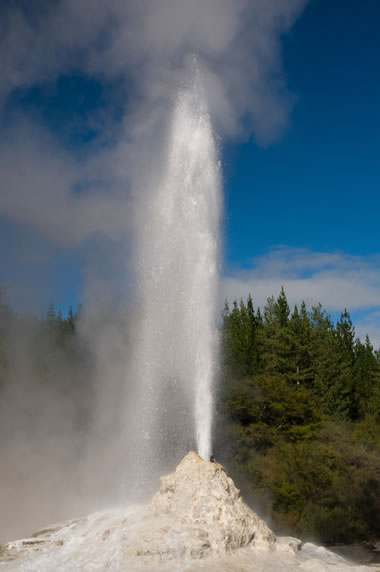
[216,288,380,545]
[0,288,379,545]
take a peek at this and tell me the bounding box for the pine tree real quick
[222,297,258,378]
[255,307,265,371]
[222,300,245,377]
[352,336,380,419]
[331,310,357,419]
[336,309,355,364]
[274,286,290,328]
[309,304,344,414]
[261,288,292,376]
[262,296,279,373]
[245,294,258,375]
[67,305,75,333]
[284,304,313,385]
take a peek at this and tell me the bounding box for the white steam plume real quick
[126,70,221,487]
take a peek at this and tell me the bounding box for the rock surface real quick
[0,452,375,570]
[148,451,275,553]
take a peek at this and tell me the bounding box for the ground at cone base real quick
[0,451,374,571]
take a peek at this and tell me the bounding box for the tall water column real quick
[130,73,221,489]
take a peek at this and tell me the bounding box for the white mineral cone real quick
[149,451,275,552]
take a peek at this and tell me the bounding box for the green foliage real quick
[218,289,380,545]
[222,295,258,378]
[224,374,319,436]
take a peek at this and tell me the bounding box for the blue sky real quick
[1,0,380,344]
[225,0,380,264]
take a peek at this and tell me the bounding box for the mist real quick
[0,0,307,543]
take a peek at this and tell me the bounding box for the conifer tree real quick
[222,300,245,377]
[274,286,290,328]
[261,289,292,376]
[245,294,258,375]
[67,305,75,333]
[336,309,355,364]
[284,303,313,385]
[330,310,357,418]
[309,304,344,414]
[352,336,380,419]
[261,296,278,373]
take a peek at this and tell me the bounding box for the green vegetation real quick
[216,289,380,544]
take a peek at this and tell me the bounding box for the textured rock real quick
[149,451,275,553]
[115,451,275,565]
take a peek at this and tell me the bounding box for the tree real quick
[274,286,290,328]
[66,305,75,333]
[336,309,355,365]
[218,291,380,546]
[261,289,291,376]
[222,296,258,378]
[351,336,380,419]
[284,304,313,385]
[308,304,345,415]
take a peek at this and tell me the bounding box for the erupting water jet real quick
[129,69,221,484]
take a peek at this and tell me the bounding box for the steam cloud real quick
[0,0,307,542]
[0,0,306,247]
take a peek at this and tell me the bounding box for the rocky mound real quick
[127,451,275,564]
[149,451,275,552]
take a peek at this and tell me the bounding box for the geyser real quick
[130,71,221,481]
[1,453,372,571]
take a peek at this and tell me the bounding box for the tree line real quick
[216,288,380,544]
